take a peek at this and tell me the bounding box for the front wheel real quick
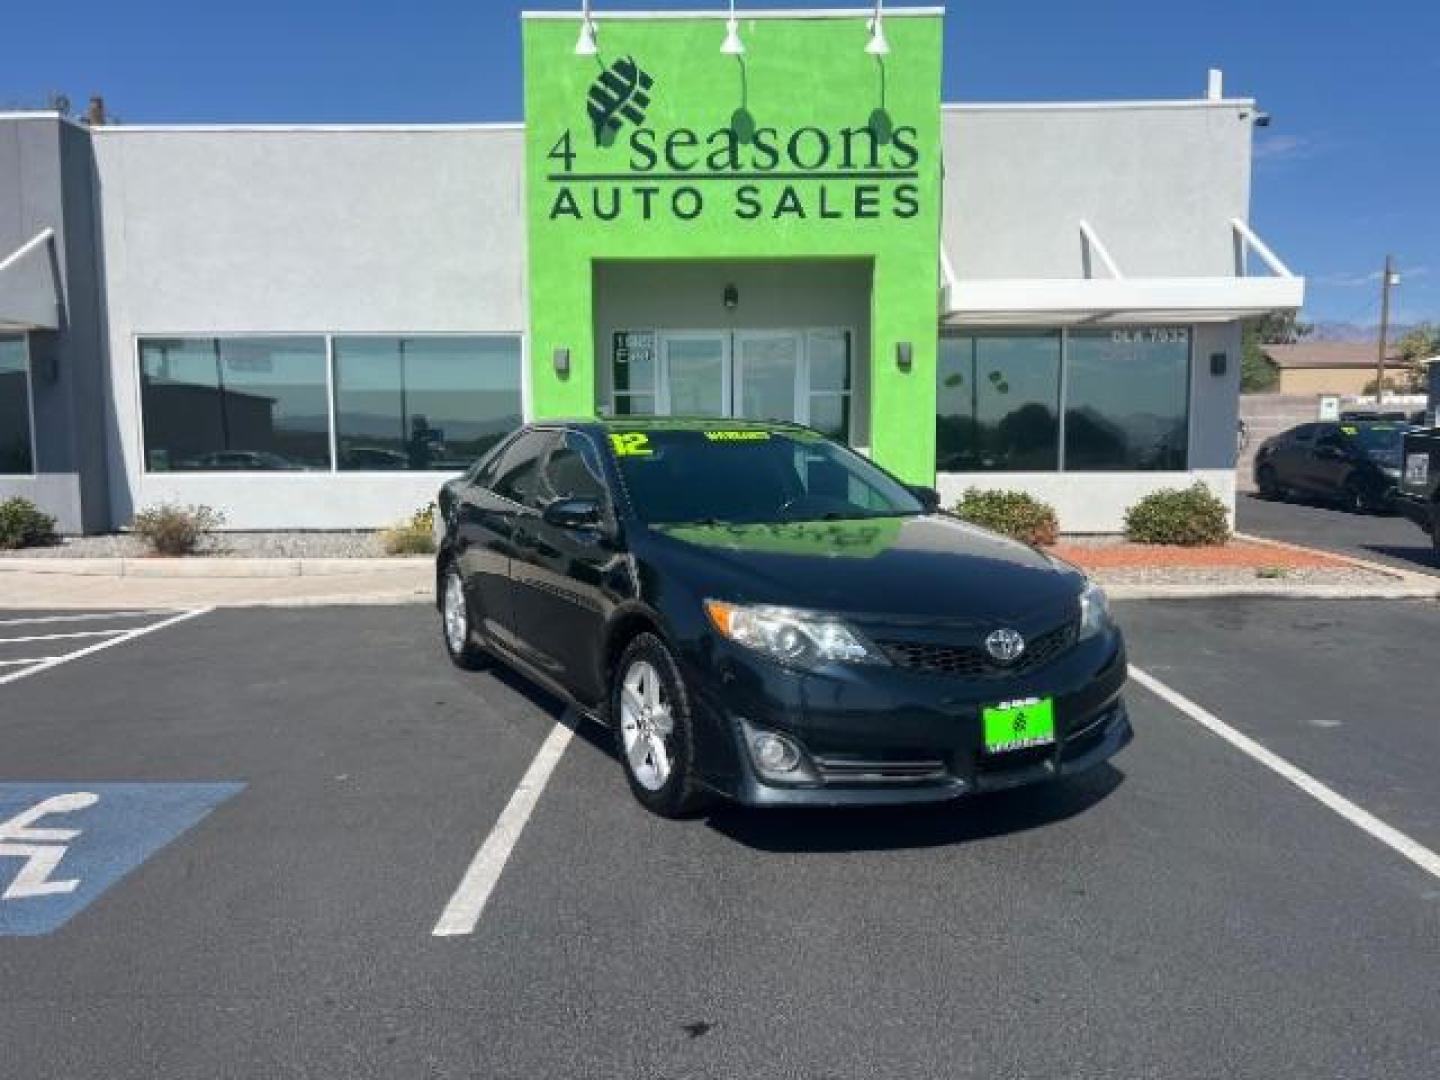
[612,633,713,818]
[440,565,487,670]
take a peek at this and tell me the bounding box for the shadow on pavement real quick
[1361,544,1439,571]
[705,764,1125,854]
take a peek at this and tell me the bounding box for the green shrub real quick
[952,488,1059,547]
[132,503,225,556]
[381,503,437,556]
[0,497,59,550]
[1124,484,1230,546]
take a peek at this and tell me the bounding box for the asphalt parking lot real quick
[2,600,1438,1079]
[1238,491,1439,576]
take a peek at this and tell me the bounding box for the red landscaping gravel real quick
[1050,540,1352,571]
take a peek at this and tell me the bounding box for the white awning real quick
[941,219,1305,326]
[0,228,60,331]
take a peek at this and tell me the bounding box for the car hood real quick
[643,515,1082,624]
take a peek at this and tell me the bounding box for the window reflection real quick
[1065,329,1190,470]
[139,337,330,471]
[0,335,33,474]
[333,337,522,471]
[937,333,1061,471]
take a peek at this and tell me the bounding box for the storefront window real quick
[333,336,522,471]
[1065,328,1190,471]
[937,333,1061,471]
[139,337,330,471]
[0,335,34,474]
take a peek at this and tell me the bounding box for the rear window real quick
[606,427,923,525]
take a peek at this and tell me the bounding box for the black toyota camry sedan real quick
[435,419,1130,817]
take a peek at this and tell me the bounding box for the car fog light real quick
[752,733,801,773]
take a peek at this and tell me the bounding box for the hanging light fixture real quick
[721,0,745,55]
[865,0,890,56]
[575,0,599,56]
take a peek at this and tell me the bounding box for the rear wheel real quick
[440,565,487,670]
[611,633,712,818]
[1342,477,1371,515]
[1257,465,1283,501]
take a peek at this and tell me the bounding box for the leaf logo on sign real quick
[587,56,654,147]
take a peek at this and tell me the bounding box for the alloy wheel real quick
[619,659,675,791]
[443,571,468,655]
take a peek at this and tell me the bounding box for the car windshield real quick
[606,427,925,525]
[1342,423,1406,457]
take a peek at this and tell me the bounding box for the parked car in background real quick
[1394,426,1440,558]
[1253,420,1411,512]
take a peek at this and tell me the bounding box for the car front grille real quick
[812,755,949,785]
[878,620,1078,679]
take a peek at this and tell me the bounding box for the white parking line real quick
[433,715,577,937]
[0,657,61,668]
[0,608,212,687]
[0,629,129,645]
[0,611,163,628]
[1131,665,1440,882]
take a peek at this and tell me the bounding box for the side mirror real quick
[908,485,942,512]
[542,496,603,530]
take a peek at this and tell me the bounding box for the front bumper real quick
[687,630,1131,808]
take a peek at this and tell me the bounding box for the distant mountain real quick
[1307,321,1426,343]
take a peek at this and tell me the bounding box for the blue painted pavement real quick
[0,782,245,937]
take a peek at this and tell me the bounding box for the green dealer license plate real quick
[982,697,1056,754]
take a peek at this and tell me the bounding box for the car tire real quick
[1257,465,1283,501]
[611,632,713,819]
[440,563,487,670]
[1342,478,1370,515]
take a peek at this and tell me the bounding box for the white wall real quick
[92,126,526,530]
[942,102,1254,280]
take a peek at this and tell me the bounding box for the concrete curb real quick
[0,556,432,579]
[1232,530,1440,591]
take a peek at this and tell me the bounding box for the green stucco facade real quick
[522,12,944,481]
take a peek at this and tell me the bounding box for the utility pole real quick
[1375,254,1397,405]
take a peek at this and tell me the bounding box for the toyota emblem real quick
[985,628,1026,664]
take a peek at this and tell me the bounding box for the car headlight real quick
[1078,580,1112,641]
[704,600,889,669]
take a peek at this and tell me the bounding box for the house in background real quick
[1261,343,1402,396]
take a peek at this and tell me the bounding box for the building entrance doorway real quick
[612,328,853,442]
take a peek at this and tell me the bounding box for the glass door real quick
[659,332,729,417]
[735,331,803,424]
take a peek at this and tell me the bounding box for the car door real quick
[454,429,557,649]
[509,431,620,704]
[1276,423,1318,493]
[1309,425,1352,497]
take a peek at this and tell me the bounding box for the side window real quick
[1290,425,1317,447]
[540,433,608,504]
[1315,426,1345,450]
[490,431,558,508]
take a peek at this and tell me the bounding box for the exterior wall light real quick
[575,0,599,56]
[721,1,745,55]
[723,284,739,310]
[553,347,571,376]
[866,1,890,56]
[1210,352,1228,376]
[896,341,912,372]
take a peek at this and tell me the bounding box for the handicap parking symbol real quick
[0,782,244,937]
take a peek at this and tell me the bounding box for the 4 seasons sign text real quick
[546,55,922,224]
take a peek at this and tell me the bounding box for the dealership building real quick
[0,6,1303,535]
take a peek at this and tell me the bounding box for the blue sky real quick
[5,0,1437,325]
